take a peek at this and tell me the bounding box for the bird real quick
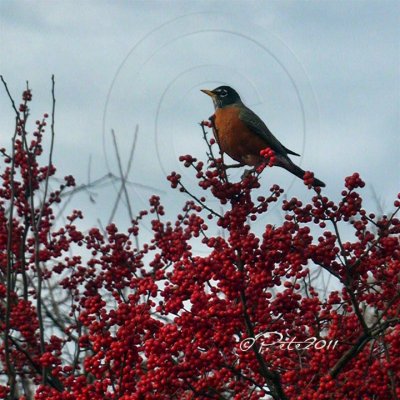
[201,86,325,187]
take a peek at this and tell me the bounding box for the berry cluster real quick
[260,147,276,167]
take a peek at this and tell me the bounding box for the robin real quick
[201,86,325,187]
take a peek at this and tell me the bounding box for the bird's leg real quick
[221,162,245,183]
[241,167,257,179]
[241,160,270,179]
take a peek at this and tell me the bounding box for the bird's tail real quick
[278,157,326,187]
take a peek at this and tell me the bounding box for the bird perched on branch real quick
[201,86,325,187]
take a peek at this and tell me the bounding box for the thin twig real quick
[110,129,134,221]
[0,75,20,117]
[108,125,138,224]
[4,117,19,398]
[36,75,56,230]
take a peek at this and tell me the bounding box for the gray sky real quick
[1,0,399,236]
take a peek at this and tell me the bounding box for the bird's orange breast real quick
[213,106,267,166]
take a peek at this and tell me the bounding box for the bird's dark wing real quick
[239,105,300,157]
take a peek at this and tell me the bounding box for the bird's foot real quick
[241,168,256,179]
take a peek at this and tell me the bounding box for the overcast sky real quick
[1,1,399,239]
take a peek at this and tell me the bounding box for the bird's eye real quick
[220,89,228,97]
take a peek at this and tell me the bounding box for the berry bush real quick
[0,81,399,399]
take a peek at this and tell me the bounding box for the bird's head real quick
[201,86,241,108]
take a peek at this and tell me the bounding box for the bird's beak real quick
[201,89,215,98]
